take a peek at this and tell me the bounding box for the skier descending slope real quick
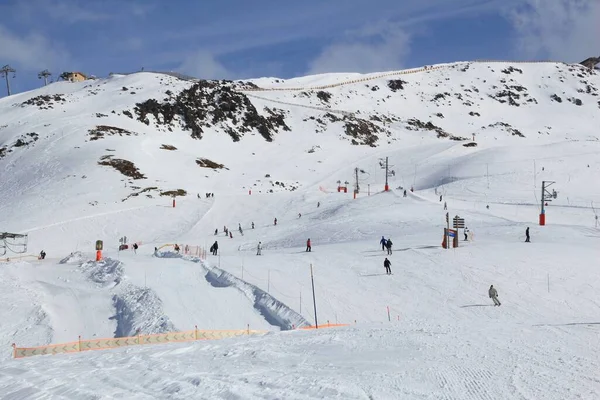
[256,242,262,256]
[386,239,393,255]
[384,258,392,275]
[380,236,387,251]
[489,285,501,306]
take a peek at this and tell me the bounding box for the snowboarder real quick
[39,250,46,260]
[212,241,218,255]
[384,258,392,275]
[489,285,501,306]
[251,222,255,229]
[256,241,262,256]
[306,238,311,252]
[274,218,277,226]
[133,243,138,254]
[444,201,447,210]
[464,227,469,241]
[298,213,302,218]
[386,238,393,255]
[380,236,387,251]
[525,227,530,243]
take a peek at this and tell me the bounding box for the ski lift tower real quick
[539,180,558,226]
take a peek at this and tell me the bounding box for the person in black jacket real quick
[525,227,530,242]
[386,239,393,255]
[384,258,392,275]
[212,241,218,255]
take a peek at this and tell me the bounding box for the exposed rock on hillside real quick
[21,94,66,109]
[98,155,146,179]
[133,80,290,142]
[89,125,136,141]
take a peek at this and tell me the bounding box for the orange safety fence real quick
[12,323,350,359]
[0,254,43,263]
[156,244,207,259]
[298,323,349,330]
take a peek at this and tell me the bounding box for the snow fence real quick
[12,323,349,359]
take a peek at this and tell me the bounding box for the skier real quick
[525,227,530,242]
[39,250,46,260]
[256,241,262,256]
[251,222,255,229]
[444,201,447,210]
[380,236,387,251]
[174,244,180,253]
[403,190,407,197]
[440,195,443,202]
[212,241,218,255]
[317,202,320,208]
[464,227,469,241]
[384,258,392,275]
[274,218,277,226]
[298,213,302,218]
[214,228,218,235]
[489,285,501,306]
[306,238,311,252]
[133,243,139,254]
[238,224,244,236]
[386,238,393,255]
[229,231,233,239]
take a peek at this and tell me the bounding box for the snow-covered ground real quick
[0,61,599,399]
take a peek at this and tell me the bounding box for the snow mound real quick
[79,258,124,286]
[111,284,175,337]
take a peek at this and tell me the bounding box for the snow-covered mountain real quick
[1,61,599,399]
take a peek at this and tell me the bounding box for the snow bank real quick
[111,284,176,337]
[195,258,310,330]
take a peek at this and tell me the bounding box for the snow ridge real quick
[191,256,309,330]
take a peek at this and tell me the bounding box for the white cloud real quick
[508,0,600,62]
[0,24,72,72]
[177,51,233,80]
[307,22,411,75]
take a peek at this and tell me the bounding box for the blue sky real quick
[0,0,598,96]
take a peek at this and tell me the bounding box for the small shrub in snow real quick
[196,158,228,170]
[160,189,187,197]
[98,156,146,179]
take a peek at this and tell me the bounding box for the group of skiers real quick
[380,236,393,255]
[198,193,214,199]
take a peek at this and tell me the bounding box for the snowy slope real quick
[0,61,599,399]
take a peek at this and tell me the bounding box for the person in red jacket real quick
[306,238,311,252]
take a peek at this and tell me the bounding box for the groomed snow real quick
[0,61,599,399]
